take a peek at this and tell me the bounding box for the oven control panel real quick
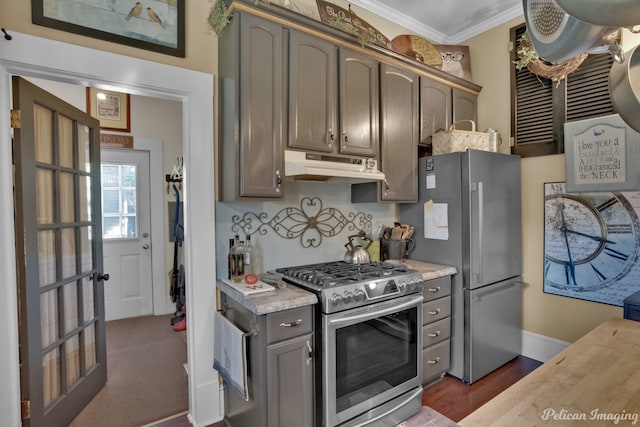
[325,275,423,313]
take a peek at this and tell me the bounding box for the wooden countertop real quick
[460,318,640,426]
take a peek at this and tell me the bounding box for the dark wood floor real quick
[150,355,542,426]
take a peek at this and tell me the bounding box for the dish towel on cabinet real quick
[213,311,249,401]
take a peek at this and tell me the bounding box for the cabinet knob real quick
[427,331,440,337]
[427,287,441,293]
[428,309,441,316]
[427,357,440,365]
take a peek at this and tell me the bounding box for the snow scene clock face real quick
[544,182,640,293]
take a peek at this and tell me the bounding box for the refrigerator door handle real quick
[472,281,526,302]
[471,181,484,285]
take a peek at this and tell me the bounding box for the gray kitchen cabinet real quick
[419,77,477,147]
[421,275,452,386]
[452,88,478,126]
[288,34,378,158]
[288,29,337,153]
[222,294,314,427]
[267,333,314,427]
[339,48,379,157]
[351,62,418,202]
[218,11,284,200]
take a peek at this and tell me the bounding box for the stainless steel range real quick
[276,261,424,427]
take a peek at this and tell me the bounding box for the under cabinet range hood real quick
[284,150,385,182]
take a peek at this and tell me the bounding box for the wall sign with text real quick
[564,114,639,192]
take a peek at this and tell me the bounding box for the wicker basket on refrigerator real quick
[432,120,491,154]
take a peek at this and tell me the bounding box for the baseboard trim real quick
[521,329,569,363]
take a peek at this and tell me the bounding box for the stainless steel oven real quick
[276,261,425,427]
[323,294,423,427]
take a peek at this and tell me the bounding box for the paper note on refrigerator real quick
[424,200,448,240]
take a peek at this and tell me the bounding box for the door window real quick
[101,163,138,239]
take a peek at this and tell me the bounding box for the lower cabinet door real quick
[422,339,450,384]
[267,333,314,427]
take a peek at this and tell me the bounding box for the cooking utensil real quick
[609,44,640,133]
[555,0,640,28]
[371,221,385,241]
[344,232,372,264]
[523,0,618,64]
[391,226,403,240]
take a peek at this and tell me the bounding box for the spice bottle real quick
[227,238,235,280]
[244,235,253,275]
[233,238,245,282]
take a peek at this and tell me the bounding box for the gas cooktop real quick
[276,261,423,313]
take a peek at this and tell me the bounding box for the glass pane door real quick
[13,76,107,427]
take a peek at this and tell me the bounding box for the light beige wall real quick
[0,1,217,73]
[465,20,640,343]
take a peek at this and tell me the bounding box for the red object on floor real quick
[173,315,186,331]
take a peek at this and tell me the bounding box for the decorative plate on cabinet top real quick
[391,35,443,69]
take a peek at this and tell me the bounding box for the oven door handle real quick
[348,386,424,427]
[328,295,423,325]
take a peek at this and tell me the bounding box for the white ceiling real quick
[348,0,524,44]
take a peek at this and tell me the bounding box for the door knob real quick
[92,273,110,281]
[143,244,150,249]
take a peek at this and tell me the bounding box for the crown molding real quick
[348,0,523,44]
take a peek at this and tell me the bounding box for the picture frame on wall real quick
[434,45,472,81]
[543,182,640,307]
[86,87,131,132]
[32,0,185,57]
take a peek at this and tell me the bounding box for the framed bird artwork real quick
[32,0,185,57]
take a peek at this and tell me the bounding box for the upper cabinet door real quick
[452,88,478,126]
[420,77,452,145]
[339,48,378,157]
[379,63,419,202]
[239,13,284,198]
[288,30,337,153]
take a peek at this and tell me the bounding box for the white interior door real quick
[101,148,153,321]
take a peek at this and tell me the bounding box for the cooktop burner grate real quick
[276,261,411,287]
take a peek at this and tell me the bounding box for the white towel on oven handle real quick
[213,311,249,401]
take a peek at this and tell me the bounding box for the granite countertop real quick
[217,260,455,315]
[217,279,317,315]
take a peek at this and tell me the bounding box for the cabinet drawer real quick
[422,296,451,325]
[422,318,450,348]
[267,306,313,344]
[422,276,451,302]
[422,339,450,383]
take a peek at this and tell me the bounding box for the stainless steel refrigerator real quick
[399,149,523,384]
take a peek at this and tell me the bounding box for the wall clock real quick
[544,182,640,298]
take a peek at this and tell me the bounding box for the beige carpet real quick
[69,314,188,427]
